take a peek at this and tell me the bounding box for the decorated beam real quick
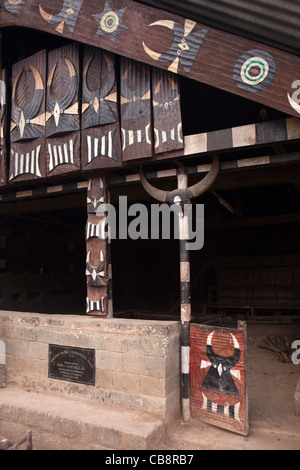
[1,1,300,118]
[183,117,300,158]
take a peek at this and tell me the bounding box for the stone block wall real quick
[0,311,181,425]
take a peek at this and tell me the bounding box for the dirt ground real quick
[0,319,299,451]
[160,320,300,450]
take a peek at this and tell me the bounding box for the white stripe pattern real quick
[121,123,151,150]
[86,296,105,314]
[154,123,183,148]
[48,137,75,172]
[85,220,106,240]
[9,145,42,181]
[86,130,115,163]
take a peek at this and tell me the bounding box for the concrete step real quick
[0,385,165,450]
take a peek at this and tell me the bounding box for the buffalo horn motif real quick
[140,154,220,205]
[46,58,78,137]
[82,52,117,129]
[143,19,208,74]
[11,66,44,142]
[86,251,105,287]
[39,0,83,34]
[201,332,241,395]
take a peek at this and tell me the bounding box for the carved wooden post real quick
[140,154,220,422]
[86,174,112,317]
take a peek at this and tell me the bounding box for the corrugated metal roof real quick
[135,0,300,56]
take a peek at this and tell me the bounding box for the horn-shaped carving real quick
[46,58,78,136]
[39,0,83,34]
[82,51,117,129]
[140,154,220,203]
[11,65,44,142]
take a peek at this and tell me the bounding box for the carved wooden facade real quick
[1,0,300,118]
[1,0,300,320]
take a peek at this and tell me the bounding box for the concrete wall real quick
[0,311,181,426]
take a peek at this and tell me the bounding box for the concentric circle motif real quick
[233,49,276,93]
[100,11,120,33]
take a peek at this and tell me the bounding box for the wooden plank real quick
[81,46,122,170]
[152,67,183,155]
[0,68,7,186]
[46,43,80,176]
[1,1,300,118]
[183,117,300,157]
[190,322,248,436]
[120,57,152,161]
[9,50,46,183]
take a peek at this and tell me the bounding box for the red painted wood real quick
[190,323,248,436]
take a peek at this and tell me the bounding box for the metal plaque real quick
[48,344,95,386]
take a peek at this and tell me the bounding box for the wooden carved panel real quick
[9,50,46,183]
[120,57,152,162]
[46,43,80,176]
[152,67,183,155]
[0,69,7,186]
[190,323,248,436]
[85,175,107,316]
[81,46,122,170]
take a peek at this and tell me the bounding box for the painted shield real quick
[190,323,248,436]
